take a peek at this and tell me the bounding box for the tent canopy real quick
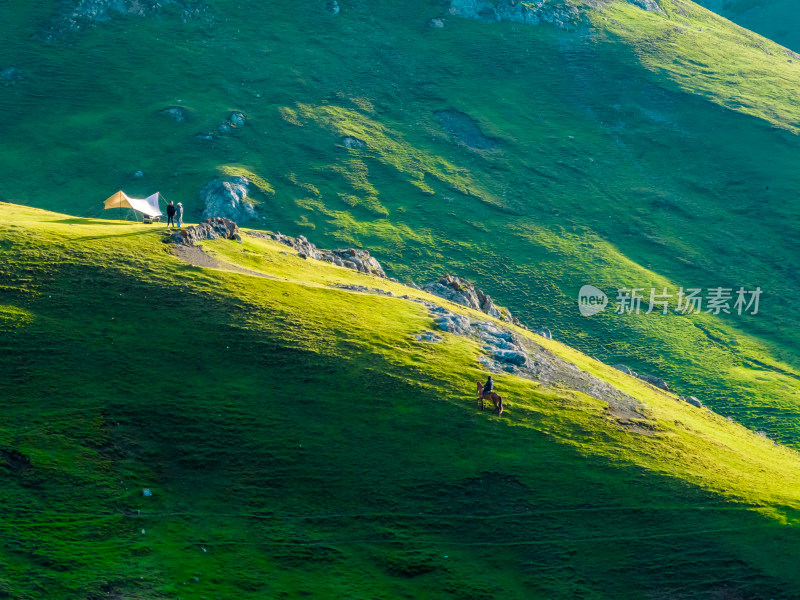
[104,191,162,218]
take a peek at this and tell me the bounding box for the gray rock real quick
[613,364,635,376]
[0,67,22,86]
[685,396,703,408]
[218,122,232,133]
[230,112,245,126]
[423,275,520,325]
[326,0,340,14]
[170,217,241,246]
[535,327,552,340]
[640,374,669,391]
[626,0,663,13]
[200,176,257,223]
[327,248,386,277]
[430,17,445,27]
[162,106,188,123]
[415,331,443,343]
[493,349,528,366]
[195,133,215,141]
[342,136,366,149]
[333,284,394,297]
[246,231,387,277]
[434,313,471,335]
[133,170,145,179]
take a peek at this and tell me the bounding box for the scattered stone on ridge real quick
[230,112,246,126]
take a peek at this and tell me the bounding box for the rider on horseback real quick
[482,375,494,397]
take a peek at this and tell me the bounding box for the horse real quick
[476,381,503,415]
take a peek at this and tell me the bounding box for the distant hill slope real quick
[1,0,800,454]
[2,202,800,598]
[693,0,800,51]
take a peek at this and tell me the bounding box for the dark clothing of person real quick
[166,204,176,226]
[483,377,493,395]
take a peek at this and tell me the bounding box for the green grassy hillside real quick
[2,0,800,453]
[693,0,800,51]
[2,202,800,598]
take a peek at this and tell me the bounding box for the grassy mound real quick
[1,203,800,598]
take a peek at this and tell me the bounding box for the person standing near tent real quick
[177,202,184,228]
[166,201,176,227]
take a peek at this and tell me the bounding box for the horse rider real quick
[482,375,494,398]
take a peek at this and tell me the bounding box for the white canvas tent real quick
[103,191,163,221]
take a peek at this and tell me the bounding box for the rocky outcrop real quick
[170,217,241,246]
[218,112,245,133]
[448,0,582,30]
[627,0,663,13]
[422,304,531,369]
[422,275,520,325]
[326,0,340,15]
[640,373,669,391]
[341,136,366,149]
[200,177,257,223]
[161,106,188,122]
[324,248,386,277]
[684,396,703,408]
[247,231,387,277]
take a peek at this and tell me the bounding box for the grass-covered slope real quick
[2,1,800,459]
[693,0,800,51]
[2,202,800,599]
